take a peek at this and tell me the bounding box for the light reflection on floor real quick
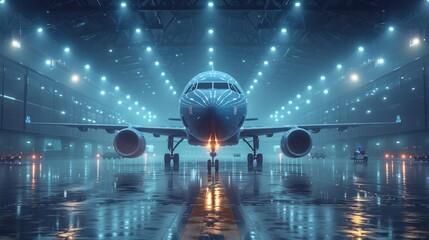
[0,155,429,239]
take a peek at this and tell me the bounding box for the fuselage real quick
[179,71,247,146]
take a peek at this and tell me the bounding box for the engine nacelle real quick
[280,128,312,158]
[114,128,146,158]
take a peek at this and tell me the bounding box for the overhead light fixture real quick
[410,37,420,47]
[0,0,5,4]
[71,74,79,83]
[146,46,152,52]
[165,79,170,84]
[358,46,364,52]
[253,79,258,83]
[84,64,90,70]
[350,73,359,82]
[323,89,329,94]
[120,2,126,7]
[258,71,262,76]
[281,28,287,34]
[264,60,269,65]
[307,85,312,90]
[11,39,21,48]
[108,49,113,53]
[320,75,326,81]
[294,2,301,7]
[376,58,385,65]
[101,76,107,81]
[209,61,213,66]
[161,72,165,76]
[135,28,141,33]
[208,1,214,7]
[126,95,130,99]
[271,46,276,52]
[336,64,342,70]
[155,61,159,66]
[208,28,214,34]
[37,27,43,33]
[100,90,105,95]
[115,86,119,91]
[209,47,214,52]
[388,26,395,32]
[45,59,52,65]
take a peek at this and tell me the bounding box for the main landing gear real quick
[164,136,184,165]
[243,136,263,166]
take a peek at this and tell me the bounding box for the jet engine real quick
[113,128,146,158]
[280,128,312,158]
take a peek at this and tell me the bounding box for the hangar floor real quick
[1,154,428,239]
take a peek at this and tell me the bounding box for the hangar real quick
[0,0,428,239]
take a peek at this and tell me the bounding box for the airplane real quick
[29,71,401,172]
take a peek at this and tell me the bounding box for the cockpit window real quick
[213,82,229,89]
[197,82,212,89]
[185,84,197,94]
[229,83,241,94]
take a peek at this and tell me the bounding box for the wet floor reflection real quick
[0,156,428,239]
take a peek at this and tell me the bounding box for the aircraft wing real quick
[28,122,188,138]
[240,116,401,138]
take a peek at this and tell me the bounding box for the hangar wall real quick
[0,55,118,156]
[303,55,429,158]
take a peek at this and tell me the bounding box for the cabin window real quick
[213,82,229,89]
[197,82,212,89]
[229,83,241,94]
[185,84,197,94]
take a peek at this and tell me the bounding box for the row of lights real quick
[10,36,158,123]
[269,25,424,122]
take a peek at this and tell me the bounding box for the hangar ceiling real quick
[2,0,426,121]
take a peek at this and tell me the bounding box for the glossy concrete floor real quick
[1,154,429,239]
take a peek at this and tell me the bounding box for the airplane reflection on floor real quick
[0,155,429,239]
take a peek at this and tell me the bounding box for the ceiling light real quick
[100,90,105,95]
[101,76,106,81]
[271,46,276,52]
[84,64,90,70]
[161,72,165,76]
[288,100,293,105]
[208,28,214,34]
[250,85,254,89]
[264,60,269,65]
[247,90,250,94]
[173,91,177,95]
[115,86,119,91]
[120,2,126,7]
[0,0,5,4]
[296,94,301,99]
[169,86,173,90]
[209,47,213,52]
[320,75,326,81]
[155,61,159,66]
[209,61,213,66]
[376,58,385,65]
[134,101,138,105]
[323,89,329,94]
[388,26,394,32]
[350,73,359,82]
[64,47,70,53]
[11,39,21,48]
[208,1,214,7]
[253,79,258,83]
[281,28,287,34]
[258,71,262,76]
[294,2,301,7]
[336,64,342,69]
[410,37,420,47]
[71,74,79,83]
[135,28,141,33]
[307,85,312,90]
[45,59,52,65]
[109,49,113,53]
[306,99,310,104]
[165,80,170,84]
[358,46,364,52]
[146,46,152,52]
[37,27,43,33]
[126,95,130,99]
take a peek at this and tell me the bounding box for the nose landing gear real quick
[207,142,220,172]
[243,136,263,166]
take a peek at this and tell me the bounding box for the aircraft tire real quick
[173,153,179,165]
[164,154,170,165]
[207,160,212,171]
[215,159,219,172]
